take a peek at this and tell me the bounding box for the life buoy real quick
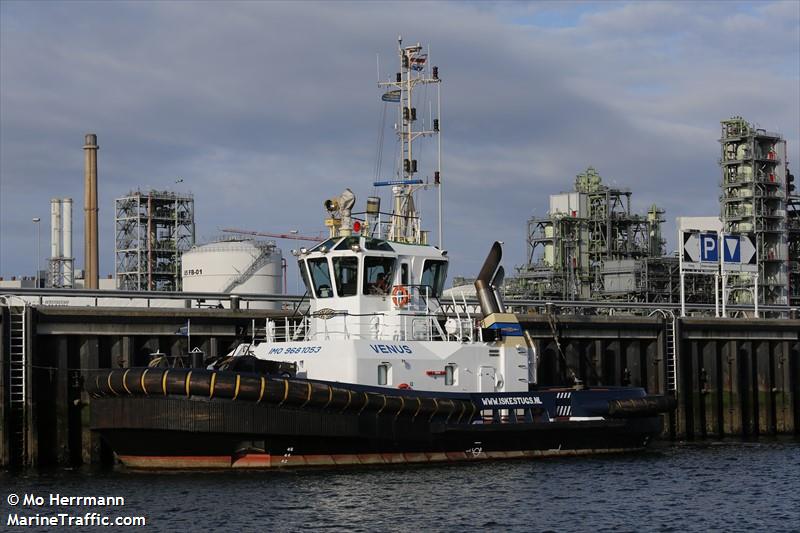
[391,285,410,308]
[397,383,411,390]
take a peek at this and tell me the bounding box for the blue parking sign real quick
[700,233,718,262]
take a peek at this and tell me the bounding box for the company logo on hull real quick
[479,396,542,407]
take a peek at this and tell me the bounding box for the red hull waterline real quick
[119,447,645,470]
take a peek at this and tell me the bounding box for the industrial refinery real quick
[515,166,673,302]
[114,189,196,291]
[720,117,794,306]
[446,116,799,311]
[1,116,796,312]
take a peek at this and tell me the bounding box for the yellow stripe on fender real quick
[413,397,422,418]
[185,371,193,397]
[233,375,241,400]
[257,377,266,403]
[299,382,312,408]
[358,392,370,414]
[141,369,149,395]
[121,369,132,395]
[279,379,289,405]
[209,372,217,399]
[107,373,118,396]
[341,389,352,412]
[429,398,439,421]
[396,396,405,419]
[162,370,169,396]
[377,395,388,415]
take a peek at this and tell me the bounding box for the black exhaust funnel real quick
[491,265,506,313]
[475,242,503,316]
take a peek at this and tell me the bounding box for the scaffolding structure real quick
[719,117,789,306]
[518,167,667,300]
[115,190,195,291]
[788,169,799,306]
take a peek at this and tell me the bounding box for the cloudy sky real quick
[1,0,798,290]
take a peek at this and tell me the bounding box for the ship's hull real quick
[87,367,670,470]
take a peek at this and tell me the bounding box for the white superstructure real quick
[247,234,530,393]
[239,40,532,393]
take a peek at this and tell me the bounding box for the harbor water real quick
[2,441,798,532]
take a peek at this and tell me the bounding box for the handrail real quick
[0,287,301,302]
[1,287,795,318]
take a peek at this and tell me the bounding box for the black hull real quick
[90,393,663,469]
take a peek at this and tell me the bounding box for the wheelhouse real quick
[297,236,448,303]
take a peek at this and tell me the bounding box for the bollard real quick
[191,350,204,368]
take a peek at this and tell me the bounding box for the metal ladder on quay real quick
[665,316,677,393]
[650,309,678,394]
[6,302,29,466]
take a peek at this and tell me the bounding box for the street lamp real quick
[291,230,299,294]
[32,217,41,288]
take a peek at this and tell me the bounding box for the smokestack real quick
[63,197,74,287]
[83,133,99,289]
[474,241,503,316]
[50,198,62,259]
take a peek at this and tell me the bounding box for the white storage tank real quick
[181,239,283,310]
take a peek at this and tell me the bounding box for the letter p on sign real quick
[700,233,718,262]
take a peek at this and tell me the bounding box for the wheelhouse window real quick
[333,257,359,297]
[364,256,396,295]
[421,260,448,297]
[307,258,333,298]
[310,238,341,253]
[364,239,394,251]
[298,260,312,294]
[335,236,361,251]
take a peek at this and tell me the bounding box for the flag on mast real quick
[410,53,427,71]
[381,89,401,102]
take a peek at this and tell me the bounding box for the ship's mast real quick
[377,37,442,245]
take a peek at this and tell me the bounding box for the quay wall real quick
[520,314,799,441]
[1,306,798,468]
[1,305,285,468]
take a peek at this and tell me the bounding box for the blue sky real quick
[1,0,798,288]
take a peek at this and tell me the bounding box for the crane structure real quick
[220,228,325,243]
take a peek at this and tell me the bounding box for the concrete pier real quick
[1,304,798,467]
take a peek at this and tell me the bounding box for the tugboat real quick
[87,39,674,469]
